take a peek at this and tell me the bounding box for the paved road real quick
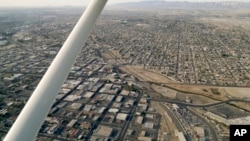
[117,88,143,141]
[159,103,189,138]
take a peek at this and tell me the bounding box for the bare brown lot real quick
[120,65,176,83]
[120,65,228,101]
[120,65,250,111]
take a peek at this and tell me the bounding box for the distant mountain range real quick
[110,1,250,10]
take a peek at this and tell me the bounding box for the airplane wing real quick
[4,0,108,140]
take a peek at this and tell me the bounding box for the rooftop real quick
[94,126,113,137]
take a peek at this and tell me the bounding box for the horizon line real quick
[0,0,250,8]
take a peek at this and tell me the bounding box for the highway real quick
[159,102,219,141]
[159,103,190,139]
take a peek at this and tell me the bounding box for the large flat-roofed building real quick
[138,136,152,141]
[115,96,123,102]
[70,103,82,110]
[120,89,130,96]
[116,113,128,121]
[143,122,154,129]
[136,116,144,124]
[67,119,77,128]
[93,126,113,137]
[64,95,81,102]
[84,91,94,98]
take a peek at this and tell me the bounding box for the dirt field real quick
[175,92,219,105]
[120,65,228,101]
[223,87,250,99]
[120,65,177,84]
[120,65,250,112]
[151,84,177,99]
[151,83,220,105]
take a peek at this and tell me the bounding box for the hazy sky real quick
[0,0,249,7]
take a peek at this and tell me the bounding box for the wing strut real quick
[4,0,108,140]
